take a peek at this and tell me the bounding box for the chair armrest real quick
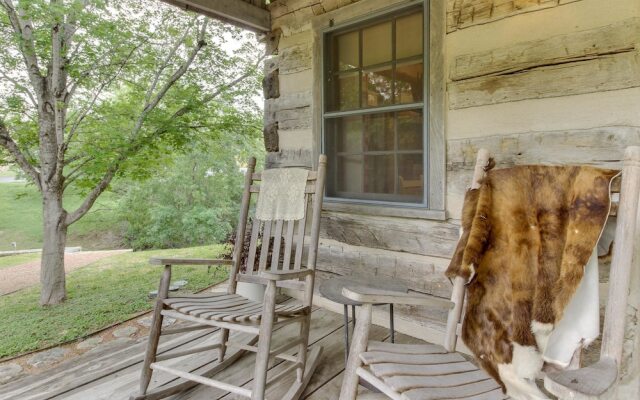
[258,269,313,281]
[544,358,617,397]
[149,258,233,266]
[342,286,454,309]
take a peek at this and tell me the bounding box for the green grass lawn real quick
[0,169,15,178]
[0,253,41,269]
[0,244,230,359]
[0,182,123,251]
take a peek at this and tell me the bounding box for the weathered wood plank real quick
[446,126,640,219]
[2,329,216,400]
[176,306,347,399]
[304,331,431,399]
[270,0,321,20]
[367,341,446,355]
[246,221,261,274]
[369,360,478,378]
[277,106,311,130]
[428,0,447,211]
[261,324,389,400]
[447,0,582,33]
[60,333,230,400]
[258,221,272,272]
[384,370,494,392]
[315,239,453,297]
[282,221,295,270]
[599,146,640,366]
[294,212,307,270]
[265,149,313,169]
[320,212,459,259]
[47,300,306,400]
[262,68,279,100]
[451,18,640,81]
[161,0,270,32]
[360,351,466,365]
[314,270,450,332]
[342,287,453,310]
[402,379,504,400]
[265,91,312,113]
[271,220,284,271]
[278,42,313,75]
[449,50,640,109]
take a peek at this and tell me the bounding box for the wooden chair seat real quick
[163,292,309,323]
[358,341,505,400]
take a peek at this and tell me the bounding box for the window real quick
[323,7,426,205]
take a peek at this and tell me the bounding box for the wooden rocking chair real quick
[132,155,327,400]
[339,147,640,400]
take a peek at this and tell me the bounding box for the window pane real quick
[397,110,422,150]
[396,12,423,59]
[364,113,394,151]
[337,116,362,153]
[396,61,423,104]
[398,154,423,202]
[334,72,360,110]
[362,66,393,107]
[324,7,426,205]
[335,31,359,71]
[364,155,395,194]
[362,22,391,66]
[337,155,363,193]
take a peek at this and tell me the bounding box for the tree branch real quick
[157,53,264,128]
[140,19,208,117]
[62,153,85,165]
[145,26,191,104]
[65,19,209,226]
[0,118,41,190]
[0,71,37,106]
[0,0,44,97]
[51,0,71,180]
[65,43,143,147]
[62,155,92,189]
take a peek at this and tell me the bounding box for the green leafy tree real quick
[0,0,263,305]
[116,117,263,250]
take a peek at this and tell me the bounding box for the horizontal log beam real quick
[162,0,271,32]
[447,0,582,33]
[449,50,640,109]
[320,212,459,259]
[451,18,640,81]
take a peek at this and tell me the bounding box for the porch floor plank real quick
[0,301,439,400]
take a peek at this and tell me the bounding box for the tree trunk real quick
[39,191,68,306]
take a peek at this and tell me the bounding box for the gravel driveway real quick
[0,250,130,296]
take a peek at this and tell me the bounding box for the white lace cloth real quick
[255,168,309,221]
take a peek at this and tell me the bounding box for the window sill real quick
[322,200,446,221]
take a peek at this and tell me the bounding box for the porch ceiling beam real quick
[162,0,271,33]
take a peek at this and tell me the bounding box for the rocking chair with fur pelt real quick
[338,147,640,400]
[131,155,327,400]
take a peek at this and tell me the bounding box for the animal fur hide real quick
[446,165,618,399]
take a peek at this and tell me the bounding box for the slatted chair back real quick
[227,155,327,298]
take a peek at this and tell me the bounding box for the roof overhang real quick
[162,0,271,33]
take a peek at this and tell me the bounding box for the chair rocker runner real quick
[338,147,640,400]
[132,155,327,400]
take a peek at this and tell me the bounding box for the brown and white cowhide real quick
[446,165,619,400]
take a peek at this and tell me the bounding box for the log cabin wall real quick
[265,0,640,390]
